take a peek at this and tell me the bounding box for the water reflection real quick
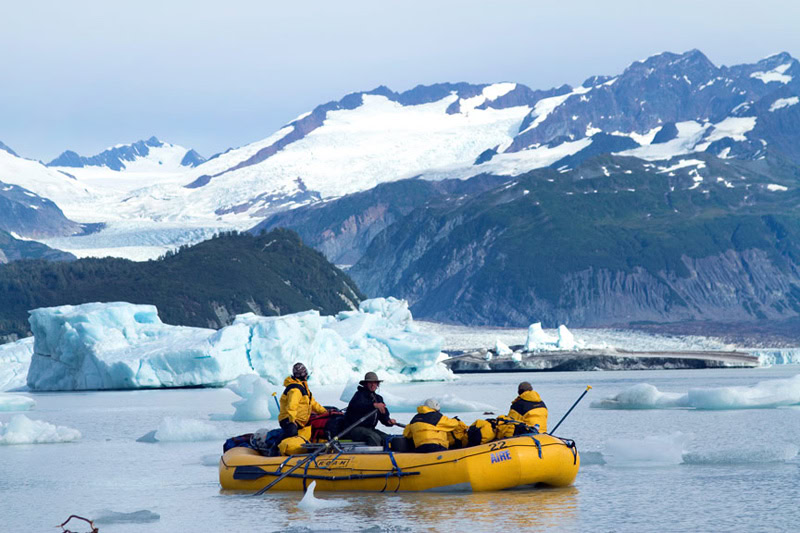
[236,485,579,531]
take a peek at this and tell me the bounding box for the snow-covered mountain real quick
[48,136,205,171]
[2,49,799,261]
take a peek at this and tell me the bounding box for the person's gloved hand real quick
[279,419,298,438]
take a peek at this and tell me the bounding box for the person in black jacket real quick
[342,372,397,446]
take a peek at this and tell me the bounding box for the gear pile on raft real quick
[219,364,582,493]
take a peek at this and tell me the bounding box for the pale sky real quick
[1,0,798,162]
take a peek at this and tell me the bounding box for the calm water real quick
[2,367,800,532]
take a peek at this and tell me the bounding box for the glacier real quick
[0,337,33,391]
[24,297,449,391]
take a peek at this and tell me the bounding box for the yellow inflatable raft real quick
[219,434,579,492]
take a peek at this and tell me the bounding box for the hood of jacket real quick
[517,390,542,403]
[284,376,308,389]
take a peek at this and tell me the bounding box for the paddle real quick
[549,385,592,435]
[253,409,378,496]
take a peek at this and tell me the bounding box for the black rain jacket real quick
[343,385,392,429]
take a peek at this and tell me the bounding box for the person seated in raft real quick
[403,398,468,453]
[277,362,329,455]
[467,418,498,446]
[496,381,548,439]
[341,371,398,446]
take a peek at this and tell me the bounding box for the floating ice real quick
[0,337,33,391]
[93,509,160,525]
[24,298,451,391]
[754,349,800,366]
[682,444,798,465]
[0,393,35,411]
[298,481,349,511]
[603,433,689,467]
[580,451,606,465]
[495,339,512,356]
[591,383,689,409]
[524,323,557,351]
[592,375,800,410]
[226,374,278,421]
[524,322,582,351]
[557,325,576,349]
[357,296,412,327]
[688,375,800,409]
[26,302,253,391]
[0,414,81,445]
[201,454,221,466]
[338,381,496,412]
[148,417,227,442]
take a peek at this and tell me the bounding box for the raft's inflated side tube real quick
[219,434,579,492]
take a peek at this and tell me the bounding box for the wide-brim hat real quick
[359,371,383,385]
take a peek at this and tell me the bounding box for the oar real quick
[253,409,378,496]
[271,392,280,412]
[549,385,592,435]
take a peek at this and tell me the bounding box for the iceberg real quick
[0,337,34,391]
[0,393,35,412]
[592,374,800,410]
[524,322,583,351]
[495,339,512,356]
[148,417,227,442]
[226,374,279,421]
[0,414,81,445]
[754,348,800,366]
[27,302,254,391]
[24,298,450,391]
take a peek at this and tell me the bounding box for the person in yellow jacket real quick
[496,381,548,439]
[402,399,467,453]
[277,363,328,455]
[467,418,498,446]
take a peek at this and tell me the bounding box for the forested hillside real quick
[0,229,362,340]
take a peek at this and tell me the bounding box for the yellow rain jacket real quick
[278,376,327,428]
[496,390,548,438]
[402,406,466,449]
[467,418,498,446]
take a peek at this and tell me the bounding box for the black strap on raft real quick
[529,436,543,459]
[384,451,405,493]
[561,438,579,465]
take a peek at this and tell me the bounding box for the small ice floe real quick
[0,337,34,392]
[0,414,81,445]
[93,509,160,525]
[494,339,513,356]
[138,417,226,443]
[603,433,689,467]
[339,381,496,412]
[591,383,689,409]
[682,444,799,465]
[201,454,221,466]
[298,481,349,511]
[688,374,800,409]
[225,374,278,421]
[579,451,606,465]
[0,393,35,412]
[592,375,800,410]
[524,322,583,351]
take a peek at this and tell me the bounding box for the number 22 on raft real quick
[490,450,511,464]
